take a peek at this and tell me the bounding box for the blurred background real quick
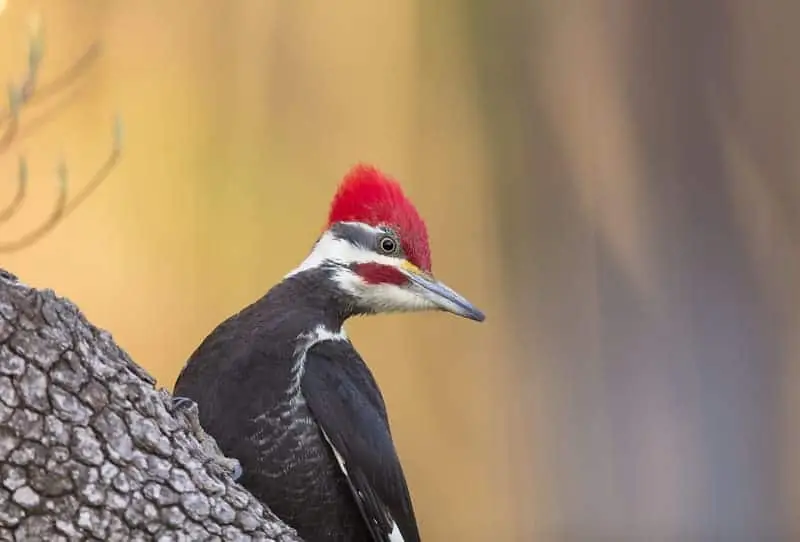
[2,1,799,540]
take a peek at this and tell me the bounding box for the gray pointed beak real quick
[400,261,485,322]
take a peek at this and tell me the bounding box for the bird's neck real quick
[265,266,357,333]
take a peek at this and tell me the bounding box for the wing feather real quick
[301,342,420,542]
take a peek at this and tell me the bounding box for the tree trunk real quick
[0,269,302,542]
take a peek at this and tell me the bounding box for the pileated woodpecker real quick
[173,165,485,542]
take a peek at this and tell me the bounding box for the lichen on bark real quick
[0,269,302,542]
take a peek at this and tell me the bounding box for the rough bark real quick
[0,269,302,542]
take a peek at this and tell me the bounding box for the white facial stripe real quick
[285,223,440,315]
[285,230,403,278]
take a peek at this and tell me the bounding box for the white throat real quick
[285,224,400,278]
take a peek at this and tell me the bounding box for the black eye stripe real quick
[329,223,376,249]
[328,222,404,257]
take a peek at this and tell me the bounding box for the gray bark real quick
[0,269,302,542]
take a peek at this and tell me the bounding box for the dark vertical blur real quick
[469,0,798,539]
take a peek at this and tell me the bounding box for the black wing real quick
[301,341,421,542]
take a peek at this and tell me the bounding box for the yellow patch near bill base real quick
[400,260,423,275]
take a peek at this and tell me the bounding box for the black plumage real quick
[173,267,420,542]
[173,165,486,541]
[303,341,420,541]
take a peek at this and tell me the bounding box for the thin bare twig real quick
[0,117,122,253]
[0,86,21,153]
[15,83,87,143]
[0,13,121,254]
[0,157,26,224]
[0,19,43,130]
[26,42,101,105]
[0,42,101,131]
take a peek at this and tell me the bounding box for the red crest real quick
[327,165,431,271]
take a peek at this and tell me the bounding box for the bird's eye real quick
[379,236,398,254]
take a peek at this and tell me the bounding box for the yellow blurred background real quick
[2,1,799,540]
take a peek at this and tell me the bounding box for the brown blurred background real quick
[2,1,799,540]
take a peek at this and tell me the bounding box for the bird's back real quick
[173,277,375,541]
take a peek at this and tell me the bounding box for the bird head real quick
[289,164,485,322]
